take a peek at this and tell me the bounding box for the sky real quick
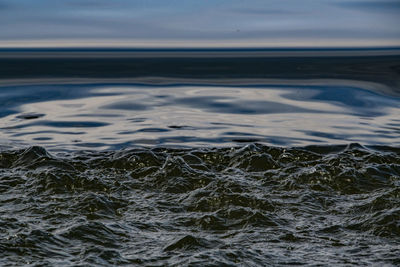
[0,0,399,48]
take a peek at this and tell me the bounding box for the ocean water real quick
[1,0,400,266]
[0,50,399,266]
[1,51,399,151]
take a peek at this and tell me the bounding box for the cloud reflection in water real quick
[0,81,399,150]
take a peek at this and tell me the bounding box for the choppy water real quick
[0,144,399,265]
[0,51,399,266]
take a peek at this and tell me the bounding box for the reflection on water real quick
[1,81,399,150]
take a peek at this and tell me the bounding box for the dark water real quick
[0,51,400,266]
[0,144,399,265]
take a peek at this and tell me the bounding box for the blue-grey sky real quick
[0,0,399,47]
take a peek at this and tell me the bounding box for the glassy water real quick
[1,81,400,150]
[1,0,400,266]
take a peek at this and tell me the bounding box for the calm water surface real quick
[0,81,399,150]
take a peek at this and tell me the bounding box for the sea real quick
[0,1,400,266]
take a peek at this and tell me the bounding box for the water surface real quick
[1,0,400,264]
[0,51,400,265]
[0,80,399,150]
[0,144,399,265]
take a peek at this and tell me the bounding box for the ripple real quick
[0,81,399,149]
[15,112,45,120]
[0,144,399,265]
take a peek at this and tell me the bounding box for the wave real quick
[0,144,399,265]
